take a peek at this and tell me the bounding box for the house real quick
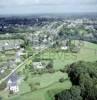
[8,60,16,68]
[15,55,21,63]
[61,46,68,50]
[33,62,44,69]
[7,74,20,93]
[0,69,5,74]
[15,49,23,63]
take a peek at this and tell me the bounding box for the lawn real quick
[0,51,16,62]
[38,41,97,70]
[7,72,71,100]
[10,81,71,100]
[27,71,68,88]
[19,71,69,94]
[1,40,97,100]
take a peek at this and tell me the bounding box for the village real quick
[0,18,97,100]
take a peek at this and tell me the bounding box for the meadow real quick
[1,40,97,100]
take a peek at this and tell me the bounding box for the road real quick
[0,52,39,84]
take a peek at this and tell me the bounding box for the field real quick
[0,39,24,46]
[0,40,97,100]
[0,39,24,65]
[8,81,71,100]
[38,41,97,70]
[0,51,16,62]
[2,71,71,100]
[0,50,16,70]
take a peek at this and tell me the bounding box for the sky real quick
[0,0,97,15]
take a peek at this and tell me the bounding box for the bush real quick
[48,69,55,73]
[0,82,7,91]
[0,97,2,100]
[9,90,14,94]
[59,78,65,83]
[24,75,28,81]
[35,82,40,86]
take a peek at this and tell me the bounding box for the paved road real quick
[0,52,38,84]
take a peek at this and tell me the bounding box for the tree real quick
[0,82,6,91]
[56,86,82,100]
[46,61,53,69]
[0,97,2,100]
[56,61,97,100]
[24,75,28,81]
[29,83,37,91]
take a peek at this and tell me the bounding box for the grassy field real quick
[27,71,68,88]
[38,41,97,70]
[2,71,71,100]
[7,81,71,100]
[0,40,97,100]
[0,39,24,46]
[0,50,16,63]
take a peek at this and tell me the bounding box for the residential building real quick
[7,74,20,93]
[33,62,44,69]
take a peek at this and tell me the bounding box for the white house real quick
[15,49,24,63]
[0,69,5,74]
[33,62,44,69]
[7,74,20,93]
[8,81,19,93]
[61,46,68,50]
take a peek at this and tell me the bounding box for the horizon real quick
[0,12,97,17]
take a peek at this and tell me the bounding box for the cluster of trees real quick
[58,25,97,43]
[55,61,97,100]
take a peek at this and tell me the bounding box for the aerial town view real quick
[0,0,97,100]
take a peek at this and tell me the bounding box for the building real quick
[0,69,5,74]
[33,62,44,69]
[61,46,68,50]
[7,74,20,93]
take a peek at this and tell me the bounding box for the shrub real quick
[59,78,65,83]
[0,82,6,91]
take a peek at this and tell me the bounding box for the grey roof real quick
[10,82,17,87]
[8,73,19,82]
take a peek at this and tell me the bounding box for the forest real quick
[55,61,97,100]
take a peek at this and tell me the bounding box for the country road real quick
[0,38,50,85]
[0,52,38,84]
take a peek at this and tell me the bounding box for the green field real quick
[0,39,24,46]
[0,50,16,68]
[8,81,71,100]
[0,40,97,100]
[38,41,97,70]
[2,71,71,100]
